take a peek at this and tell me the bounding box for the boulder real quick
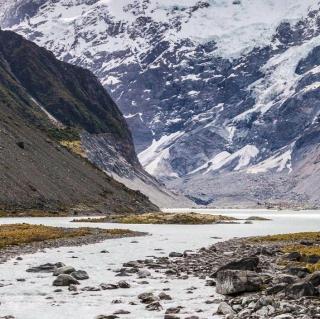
[53,266,75,276]
[216,302,235,315]
[159,292,172,300]
[285,281,317,298]
[284,252,301,261]
[216,270,263,295]
[305,271,320,287]
[117,281,130,288]
[287,267,310,278]
[138,292,159,304]
[213,257,259,277]
[146,302,162,311]
[52,274,79,286]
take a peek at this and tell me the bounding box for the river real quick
[0,209,319,319]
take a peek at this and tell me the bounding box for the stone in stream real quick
[100,283,118,290]
[145,301,162,311]
[159,292,172,300]
[71,270,89,280]
[216,270,263,295]
[138,292,159,304]
[27,262,65,273]
[165,307,181,314]
[117,280,130,288]
[52,274,79,286]
[53,266,75,276]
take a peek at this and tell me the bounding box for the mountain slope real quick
[0,29,158,214]
[3,0,320,207]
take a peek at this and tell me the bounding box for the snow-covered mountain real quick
[2,0,320,207]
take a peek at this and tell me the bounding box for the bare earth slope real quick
[0,30,158,214]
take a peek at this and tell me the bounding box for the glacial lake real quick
[0,209,319,319]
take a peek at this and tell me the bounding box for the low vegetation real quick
[0,224,135,249]
[72,212,238,225]
[250,231,320,273]
[60,140,87,157]
[250,232,320,243]
[0,210,69,217]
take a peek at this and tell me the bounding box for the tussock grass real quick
[250,232,320,243]
[0,224,133,249]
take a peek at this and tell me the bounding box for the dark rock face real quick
[213,257,260,276]
[2,1,320,207]
[0,29,158,213]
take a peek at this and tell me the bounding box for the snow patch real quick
[138,131,184,177]
[247,150,292,174]
[190,145,259,175]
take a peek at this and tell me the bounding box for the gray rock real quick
[71,270,89,280]
[159,292,172,300]
[285,281,317,298]
[216,270,263,295]
[117,281,130,288]
[53,266,75,276]
[52,274,79,286]
[27,262,65,273]
[138,292,159,304]
[216,302,235,315]
[145,302,162,311]
[213,257,259,277]
[169,252,183,258]
[100,283,118,290]
[305,271,320,287]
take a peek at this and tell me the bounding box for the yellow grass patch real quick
[73,212,238,225]
[60,140,86,157]
[0,224,133,249]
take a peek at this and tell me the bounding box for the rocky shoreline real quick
[115,233,320,319]
[2,225,320,319]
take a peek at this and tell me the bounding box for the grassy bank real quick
[250,231,320,273]
[72,212,239,225]
[0,224,137,250]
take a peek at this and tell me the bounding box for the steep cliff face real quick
[0,29,159,214]
[3,0,320,207]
